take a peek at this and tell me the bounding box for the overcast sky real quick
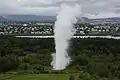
[0,0,120,18]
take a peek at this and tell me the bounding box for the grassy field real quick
[0,73,79,80]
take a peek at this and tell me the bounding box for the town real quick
[0,20,120,36]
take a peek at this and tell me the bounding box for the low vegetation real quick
[0,35,120,80]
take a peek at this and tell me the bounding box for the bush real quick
[0,55,19,73]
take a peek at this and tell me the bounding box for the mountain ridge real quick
[0,15,120,21]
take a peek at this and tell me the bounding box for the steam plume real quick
[51,4,82,70]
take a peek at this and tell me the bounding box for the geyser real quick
[51,4,82,70]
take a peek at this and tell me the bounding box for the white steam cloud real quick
[51,4,82,70]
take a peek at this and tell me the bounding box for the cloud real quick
[0,0,120,18]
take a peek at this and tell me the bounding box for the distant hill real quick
[1,15,91,21]
[80,17,91,21]
[0,15,120,21]
[91,17,120,21]
[0,16,6,20]
[106,17,120,20]
[3,15,56,21]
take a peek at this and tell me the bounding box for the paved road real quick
[16,36,120,40]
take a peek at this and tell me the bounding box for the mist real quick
[51,4,82,70]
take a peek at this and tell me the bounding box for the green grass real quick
[0,73,70,80]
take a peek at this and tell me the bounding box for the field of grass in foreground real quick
[0,73,77,80]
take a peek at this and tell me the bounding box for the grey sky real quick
[0,0,120,18]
